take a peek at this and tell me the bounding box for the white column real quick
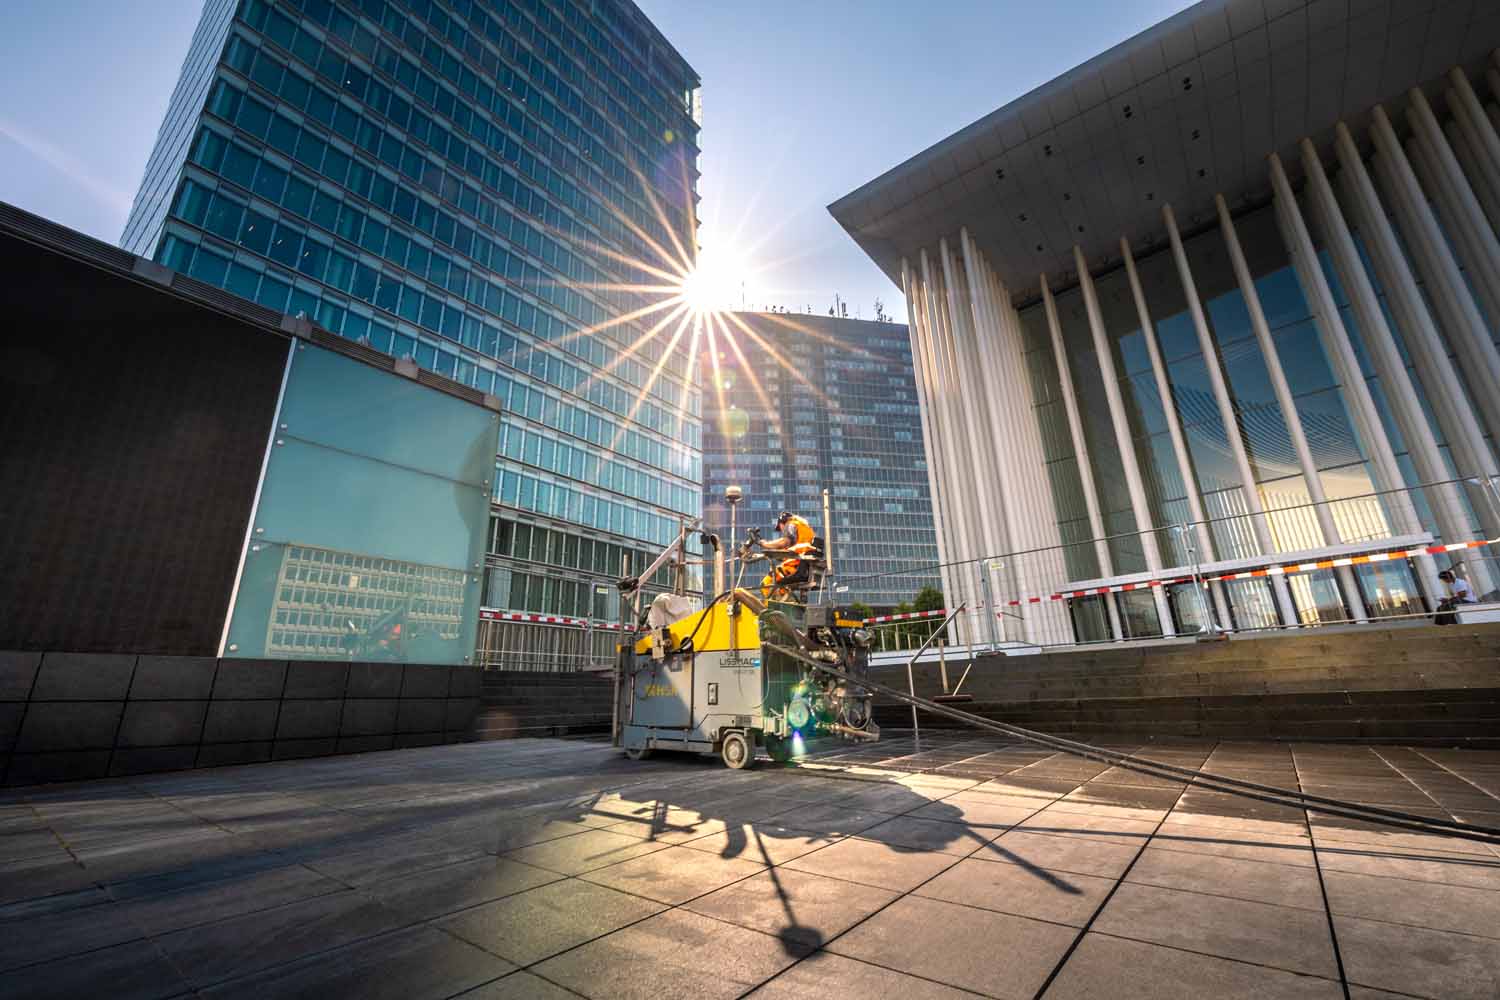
[1445,118,1500,235]
[1333,121,1500,556]
[920,261,978,631]
[1369,105,1500,445]
[938,238,1007,560]
[1164,202,1300,626]
[920,249,982,636]
[902,258,960,619]
[1216,193,1367,621]
[1041,277,1124,641]
[1445,68,1500,226]
[1293,142,1455,600]
[955,232,1032,642]
[1406,88,1500,340]
[1121,237,1233,629]
[938,237,1018,640]
[1074,245,1177,636]
[1275,150,1442,610]
[983,260,1078,646]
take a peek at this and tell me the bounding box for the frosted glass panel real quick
[225,343,499,662]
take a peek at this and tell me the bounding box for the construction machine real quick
[613,512,879,768]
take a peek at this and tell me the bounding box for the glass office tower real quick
[700,313,940,610]
[123,0,703,666]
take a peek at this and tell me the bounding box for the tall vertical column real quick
[1272,156,1435,609]
[1445,118,1500,233]
[955,232,1032,642]
[1164,203,1300,626]
[981,260,1081,646]
[1121,238,1233,628]
[1298,140,1474,599]
[1445,67,1500,226]
[1333,121,1500,557]
[921,249,981,637]
[1405,89,1500,339]
[938,238,1019,639]
[1216,192,1366,621]
[902,258,960,619]
[1074,245,1176,636]
[1369,105,1500,444]
[1041,278,1124,641]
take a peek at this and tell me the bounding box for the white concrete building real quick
[832,0,1500,645]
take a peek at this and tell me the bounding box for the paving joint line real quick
[1084,927,1350,987]
[18,767,729,992]
[726,753,1106,999]
[1408,748,1500,862]
[1028,742,1207,999]
[1291,745,1352,1000]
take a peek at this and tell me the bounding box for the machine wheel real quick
[624,747,653,761]
[764,734,792,764]
[720,731,755,770]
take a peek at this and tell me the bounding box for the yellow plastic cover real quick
[632,592,762,655]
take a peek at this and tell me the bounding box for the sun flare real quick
[678,245,744,315]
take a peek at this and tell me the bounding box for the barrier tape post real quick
[977,561,998,652]
[1177,521,1218,636]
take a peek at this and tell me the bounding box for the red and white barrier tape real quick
[862,537,1498,622]
[478,609,626,630]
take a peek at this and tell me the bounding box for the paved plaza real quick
[3,733,1500,999]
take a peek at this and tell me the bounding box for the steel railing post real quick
[977,560,998,652]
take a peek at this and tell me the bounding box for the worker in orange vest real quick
[757,510,816,600]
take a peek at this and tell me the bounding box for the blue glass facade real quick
[1018,199,1495,638]
[123,0,703,627]
[701,313,941,610]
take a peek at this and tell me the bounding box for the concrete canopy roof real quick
[829,0,1500,299]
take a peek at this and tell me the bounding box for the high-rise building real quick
[123,0,704,666]
[833,1,1500,646]
[701,312,940,610]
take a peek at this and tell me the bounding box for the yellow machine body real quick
[632,590,763,656]
[615,593,878,768]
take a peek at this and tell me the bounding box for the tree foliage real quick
[913,586,945,612]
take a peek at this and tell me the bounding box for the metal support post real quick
[1177,522,1217,635]
[901,603,968,750]
[906,654,920,752]
[612,551,631,747]
[977,561,999,651]
[727,491,740,591]
[937,639,950,695]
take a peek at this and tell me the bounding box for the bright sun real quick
[680,246,743,314]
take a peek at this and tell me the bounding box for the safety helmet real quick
[776,510,793,525]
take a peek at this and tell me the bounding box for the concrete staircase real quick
[869,623,1500,747]
[469,669,614,741]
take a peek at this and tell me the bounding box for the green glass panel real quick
[225,345,499,662]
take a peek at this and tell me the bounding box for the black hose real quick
[776,642,1500,846]
[679,590,731,653]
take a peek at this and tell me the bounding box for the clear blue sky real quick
[0,0,1194,317]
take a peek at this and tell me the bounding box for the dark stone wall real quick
[870,623,1500,746]
[0,652,483,786]
[0,230,288,655]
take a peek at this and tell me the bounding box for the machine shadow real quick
[549,750,1083,955]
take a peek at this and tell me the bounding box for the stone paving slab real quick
[1,732,1499,998]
